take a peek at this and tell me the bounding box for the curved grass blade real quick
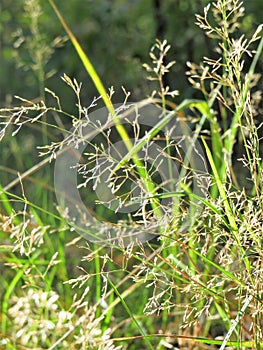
[48,0,164,218]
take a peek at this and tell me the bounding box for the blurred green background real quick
[1,0,263,106]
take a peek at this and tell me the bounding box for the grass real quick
[1,0,263,349]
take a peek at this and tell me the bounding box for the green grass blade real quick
[48,0,164,218]
[201,138,253,282]
[112,99,209,173]
[48,0,113,115]
[202,137,238,232]
[106,276,155,350]
[222,34,263,180]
